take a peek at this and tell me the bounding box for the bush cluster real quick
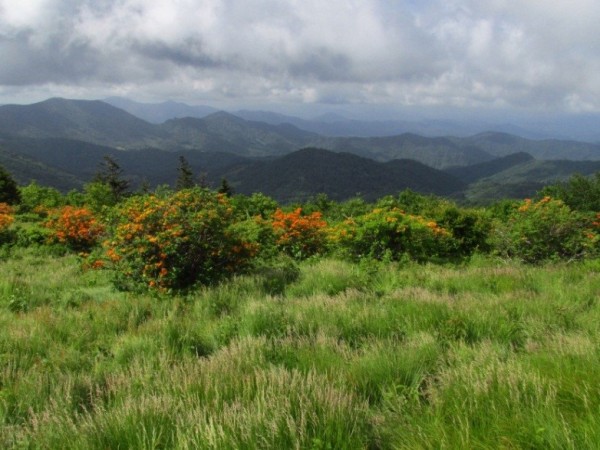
[272,208,328,258]
[2,162,599,293]
[102,189,258,291]
[45,206,105,252]
[0,202,15,244]
[493,196,599,263]
[331,206,453,261]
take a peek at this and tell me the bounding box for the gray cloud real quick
[0,0,599,114]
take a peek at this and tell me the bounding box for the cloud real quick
[0,0,599,113]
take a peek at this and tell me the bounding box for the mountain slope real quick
[223,147,465,202]
[445,152,535,183]
[479,158,600,184]
[0,145,84,191]
[0,134,249,190]
[104,97,219,123]
[313,133,494,168]
[463,158,600,203]
[161,112,318,156]
[463,132,600,160]
[3,99,600,166]
[0,98,167,148]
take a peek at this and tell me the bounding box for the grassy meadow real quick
[1,248,600,449]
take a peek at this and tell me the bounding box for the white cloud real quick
[0,0,599,114]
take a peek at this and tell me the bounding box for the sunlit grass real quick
[1,251,599,448]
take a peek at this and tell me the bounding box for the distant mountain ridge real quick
[107,97,600,140]
[0,98,167,148]
[1,97,600,202]
[444,152,536,184]
[104,97,219,123]
[222,147,465,202]
[2,98,600,165]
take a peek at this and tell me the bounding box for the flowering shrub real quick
[0,202,14,231]
[0,202,15,244]
[331,207,453,262]
[493,196,598,263]
[45,206,104,251]
[272,208,328,258]
[103,189,258,291]
[435,205,492,257]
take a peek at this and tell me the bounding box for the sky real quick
[1,0,599,121]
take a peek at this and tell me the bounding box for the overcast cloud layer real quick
[1,0,599,116]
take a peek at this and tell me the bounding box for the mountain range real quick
[103,97,600,142]
[1,97,600,203]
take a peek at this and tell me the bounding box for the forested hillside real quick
[2,98,600,202]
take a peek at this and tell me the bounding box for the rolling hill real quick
[461,132,600,160]
[104,97,219,123]
[162,112,318,156]
[315,133,495,168]
[455,154,600,203]
[0,98,167,148]
[1,97,600,203]
[444,152,536,184]
[2,98,600,166]
[221,147,465,202]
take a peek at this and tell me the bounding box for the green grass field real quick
[1,250,600,449]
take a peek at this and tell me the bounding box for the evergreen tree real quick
[218,177,233,197]
[138,178,151,194]
[176,156,195,190]
[94,155,129,202]
[198,171,210,189]
[0,165,21,205]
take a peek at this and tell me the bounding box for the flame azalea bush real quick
[103,188,258,292]
[331,207,453,262]
[493,196,599,263]
[44,206,104,252]
[0,202,14,244]
[0,202,14,230]
[272,208,328,258]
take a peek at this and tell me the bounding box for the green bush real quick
[103,188,258,292]
[0,202,16,246]
[540,172,600,212]
[13,223,53,247]
[493,196,598,263]
[18,182,63,214]
[331,206,454,262]
[435,205,492,257]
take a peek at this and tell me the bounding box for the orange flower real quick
[272,208,327,257]
[45,206,104,250]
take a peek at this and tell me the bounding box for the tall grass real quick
[1,250,599,448]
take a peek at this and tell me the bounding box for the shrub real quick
[0,202,15,245]
[231,193,279,220]
[331,207,453,262]
[493,196,598,263]
[103,188,258,292]
[540,172,600,212]
[0,202,14,230]
[272,208,328,259]
[435,206,492,257]
[0,165,20,205]
[13,223,53,247]
[83,181,119,213]
[18,182,63,214]
[45,206,105,252]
